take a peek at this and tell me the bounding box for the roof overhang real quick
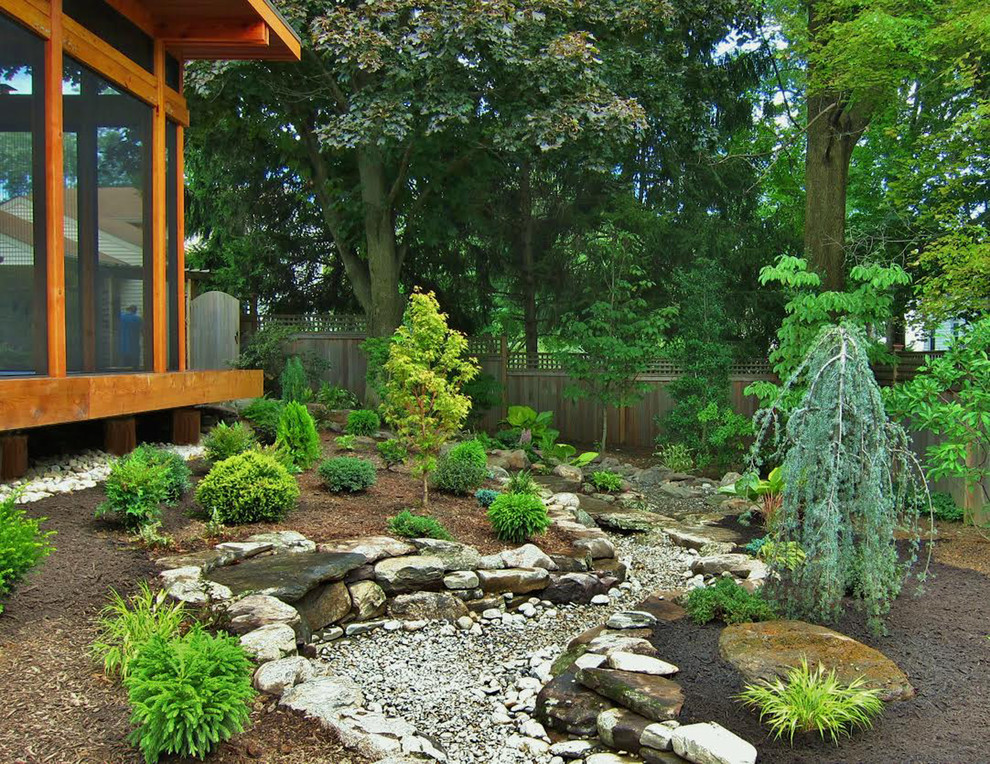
[109,0,302,62]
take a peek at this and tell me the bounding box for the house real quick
[0,0,300,477]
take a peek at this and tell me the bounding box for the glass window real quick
[63,0,154,73]
[0,13,47,376]
[63,58,152,373]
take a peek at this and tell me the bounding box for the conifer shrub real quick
[124,626,255,763]
[241,397,284,444]
[377,438,408,469]
[387,509,453,540]
[195,451,298,524]
[684,578,778,625]
[280,356,311,402]
[487,493,550,543]
[203,422,257,465]
[97,454,171,529]
[131,445,192,504]
[475,488,499,508]
[0,491,56,613]
[318,456,377,493]
[435,440,488,495]
[274,401,322,470]
[345,409,381,436]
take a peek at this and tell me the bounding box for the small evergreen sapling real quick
[381,290,479,506]
[274,401,322,470]
[280,356,311,402]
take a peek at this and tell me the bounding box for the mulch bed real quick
[649,556,990,764]
[0,484,366,764]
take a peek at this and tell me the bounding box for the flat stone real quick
[156,548,234,573]
[534,670,616,736]
[595,510,659,533]
[671,722,757,764]
[586,632,659,658]
[246,530,316,554]
[586,754,643,764]
[333,708,416,759]
[641,748,685,764]
[690,553,758,576]
[608,651,679,676]
[387,591,469,621]
[280,675,365,723]
[543,572,613,604]
[207,551,366,602]
[317,536,415,563]
[227,594,303,636]
[253,656,314,694]
[443,570,480,589]
[374,555,445,594]
[607,610,658,630]
[635,593,687,623]
[240,623,298,663]
[165,578,232,605]
[598,707,652,752]
[576,668,684,722]
[294,580,352,630]
[409,539,482,571]
[215,541,274,560]
[477,567,550,594]
[347,580,387,620]
[549,739,596,758]
[158,566,201,585]
[641,720,680,751]
[719,620,915,701]
[500,544,557,570]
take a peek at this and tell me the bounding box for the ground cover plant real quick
[318,456,377,492]
[737,660,884,744]
[387,509,454,540]
[335,434,357,451]
[487,492,550,543]
[378,438,408,469]
[475,488,499,508]
[274,401,322,470]
[345,409,381,436]
[590,470,622,492]
[203,422,257,465]
[655,442,694,473]
[435,440,488,495]
[195,450,299,524]
[684,578,778,625]
[0,491,56,613]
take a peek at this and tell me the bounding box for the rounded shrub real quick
[274,401,322,470]
[131,445,192,503]
[475,488,499,508]
[203,421,257,465]
[487,492,550,543]
[435,440,488,495]
[195,450,299,524]
[318,456,377,493]
[387,509,453,540]
[345,409,381,436]
[97,455,171,529]
[0,492,56,612]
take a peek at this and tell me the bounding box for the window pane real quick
[64,58,152,373]
[0,13,47,376]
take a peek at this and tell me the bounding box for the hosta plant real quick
[590,470,623,492]
[737,660,884,744]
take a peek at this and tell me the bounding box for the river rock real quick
[347,580,387,620]
[387,591,469,621]
[671,722,757,764]
[719,620,915,701]
[576,668,684,722]
[317,536,415,563]
[374,555,445,594]
[477,567,550,594]
[294,581,352,630]
[207,551,366,602]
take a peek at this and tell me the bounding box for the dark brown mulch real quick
[0,486,364,764]
[649,559,990,764]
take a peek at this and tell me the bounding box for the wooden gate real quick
[190,291,240,370]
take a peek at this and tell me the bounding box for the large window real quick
[63,58,152,373]
[0,14,47,376]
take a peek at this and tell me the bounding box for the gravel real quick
[315,530,693,764]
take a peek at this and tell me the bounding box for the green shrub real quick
[134,521,174,551]
[464,372,503,424]
[274,401,322,469]
[203,422,257,465]
[387,509,453,540]
[377,438,408,469]
[758,540,807,572]
[318,457,377,493]
[0,492,56,612]
[494,429,521,449]
[91,582,186,680]
[97,455,170,529]
[590,470,623,492]
[125,625,255,763]
[654,442,694,473]
[241,397,284,444]
[315,381,359,410]
[744,536,769,556]
[335,434,357,451]
[684,578,778,625]
[131,445,191,504]
[737,659,884,744]
[475,488,499,508]
[505,469,540,496]
[280,356,311,403]
[487,492,550,543]
[929,491,964,523]
[195,450,299,524]
[346,409,381,436]
[435,440,488,495]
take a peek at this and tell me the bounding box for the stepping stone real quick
[534,670,616,736]
[316,536,415,563]
[635,593,687,623]
[207,551,366,602]
[576,667,684,722]
[607,610,658,629]
[719,619,915,701]
[608,651,678,676]
[595,510,660,533]
[598,707,652,752]
[671,722,757,764]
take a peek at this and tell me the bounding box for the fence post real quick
[499,334,509,421]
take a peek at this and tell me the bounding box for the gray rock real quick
[246,530,316,554]
[374,555,445,594]
[317,536,415,563]
[443,570,480,589]
[552,492,581,509]
[576,668,684,722]
[477,568,550,594]
[500,544,557,570]
[598,707,652,752]
[295,580,352,630]
[214,540,273,560]
[253,656,314,694]
[534,670,616,736]
[671,722,757,764]
[549,739,596,758]
[410,539,482,571]
[607,610,659,630]
[166,578,232,605]
[552,464,583,482]
[608,652,679,677]
[207,551,366,602]
[641,720,680,751]
[227,594,303,636]
[347,580,388,620]
[387,591,469,621]
[279,675,365,723]
[156,548,234,574]
[240,623,298,663]
[158,566,200,585]
[689,553,758,576]
[543,572,614,604]
[488,449,530,471]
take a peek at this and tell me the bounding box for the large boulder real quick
[387,591,469,621]
[317,536,415,563]
[543,572,614,604]
[477,567,550,594]
[689,554,760,577]
[488,449,530,471]
[670,722,757,764]
[500,544,557,570]
[207,551,366,602]
[294,581,352,631]
[534,670,616,736]
[576,668,684,722]
[374,555,445,594]
[240,623,298,663]
[347,580,387,621]
[719,620,914,701]
[410,539,482,571]
[226,594,303,636]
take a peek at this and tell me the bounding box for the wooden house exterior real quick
[0,0,300,475]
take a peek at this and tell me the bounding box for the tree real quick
[555,227,673,451]
[381,290,479,506]
[752,324,928,634]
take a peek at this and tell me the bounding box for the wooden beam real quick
[102,0,156,37]
[63,15,158,106]
[164,87,190,127]
[176,124,187,371]
[157,20,269,46]
[244,0,301,59]
[3,0,52,38]
[151,40,167,372]
[0,370,263,431]
[45,0,66,378]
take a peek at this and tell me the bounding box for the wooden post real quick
[499,334,509,423]
[45,0,67,377]
[171,408,201,445]
[176,123,187,371]
[151,39,167,372]
[104,417,137,456]
[0,435,30,481]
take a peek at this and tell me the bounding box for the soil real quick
[650,557,990,764]
[0,485,366,764]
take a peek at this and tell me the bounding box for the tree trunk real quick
[422,472,429,508]
[804,3,870,292]
[601,408,608,454]
[357,148,406,338]
[519,164,539,367]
